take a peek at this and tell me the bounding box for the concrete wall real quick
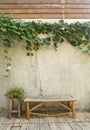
[0,40,90,111]
[0,19,90,111]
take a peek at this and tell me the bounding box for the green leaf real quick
[4,49,8,53]
[26,46,30,50]
[88,45,90,50]
[77,38,83,46]
[60,38,64,43]
[27,53,30,56]
[4,75,8,78]
[1,28,6,32]
[7,63,11,66]
[4,56,8,59]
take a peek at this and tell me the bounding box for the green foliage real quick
[0,14,90,77]
[0,14,90,53]
[5,87,25,100]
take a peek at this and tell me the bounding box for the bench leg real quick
[68,101,71,107]
[72,101,76,118]
[26,101,30,119]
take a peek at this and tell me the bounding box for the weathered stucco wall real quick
[0,40,90,111]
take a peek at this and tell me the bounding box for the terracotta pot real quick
[13,92,18,98]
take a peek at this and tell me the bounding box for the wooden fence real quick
[0,0,90,18]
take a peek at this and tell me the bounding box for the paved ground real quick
[0,112,90,130]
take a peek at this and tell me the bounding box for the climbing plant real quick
[0,14,90,77]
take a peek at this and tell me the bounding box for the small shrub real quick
[5,87,25,100]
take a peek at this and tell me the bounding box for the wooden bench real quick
[24,95,76,119]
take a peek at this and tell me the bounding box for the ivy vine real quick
[0,14,90,77]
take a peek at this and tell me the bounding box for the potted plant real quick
[5,87,25,100]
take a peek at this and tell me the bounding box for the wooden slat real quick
[57,122,73,130]
[27,117,40,130]
[78,112,90,121]
[6,124,13,130]
[4,13,63,19]
[48,119,59,130]
[0,0,60,4]
[46,117,57,123]
[0,117,6,123]
[1,8,90,14]
[28,117,40,124]
[10,125,21,130]
[5,13,90,19]
[0,3,90,9]
[84,122,90,129]
[64,14,90,18]
[77,121,90,130]
[47,117,64,130]
[1,124,8,130]
[39,117,51,130]
[65,0,90,3]
[27,124,39,130]
[56,116,66,123]
[0,0,90,4]
[69,122,84,130]
[0,121,7,130]
[20,124,27,130]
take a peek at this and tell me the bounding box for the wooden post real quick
[72,101,76,118]
[26,101,30,119]
[9,100,12,118]
[18,100,21,118]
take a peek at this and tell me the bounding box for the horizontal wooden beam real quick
[0,3,90,9]
[0,9,90,14]
[5,13,90,19]
[64,14,90,19]
[0,0,90,4]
